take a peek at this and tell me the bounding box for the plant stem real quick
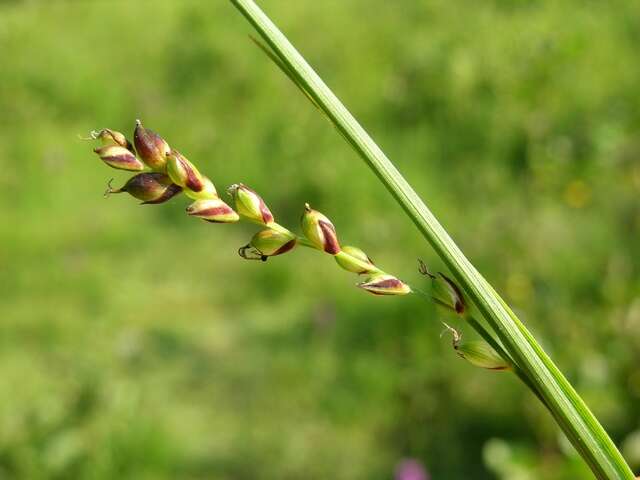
[228,1,634,478]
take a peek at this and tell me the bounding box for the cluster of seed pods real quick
[89,121,512,370]
[90,121,411,296]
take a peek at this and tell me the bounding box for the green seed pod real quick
[93,145,144,171]
[107,173,182,204]
[184,176,218,201]
[166,149,208,194]
[133,119,170,171]
[186,198,239,223]
[334,245,378,274]
[433,272,465,314]
[442,323,512,372]
[98,128,134,151]
[455,340,512,371]
[239,229,296,261]
[358,273,411,296]
[301,203,340,254]
[418,260,465,314]
[227,184,274,226]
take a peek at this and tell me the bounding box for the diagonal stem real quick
[228,1,634,478]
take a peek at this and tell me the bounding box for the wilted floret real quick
[239,229,296,261]
[186,198,239,223]
[418,260,465,314]
[133,119,170,171]
[227,184,274,226]
[358,273,411,296]
[94,145,144,171]
[301,203,340,254]
[107,173,182,204]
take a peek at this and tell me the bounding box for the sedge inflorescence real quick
[87,120,411,296]
[85,121,515,373]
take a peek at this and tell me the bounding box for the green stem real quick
[228,1,634,478]
[295,236,318,249]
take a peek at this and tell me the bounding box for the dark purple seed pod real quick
[133,119,170,171]
[106,173,182,204]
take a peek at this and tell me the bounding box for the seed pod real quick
[96,128,134,152]
[183,176,218,200]
[93,145,144,171]
[166,149,207,193]
[358,273,411,296]
[334,245,378,274]
[186,198,239,223]
[227,184,274,226]
[133,119,170,171]
[442,323,512,372]
[238,229,296,261]
[418,260,465,314]
[455,340,512,371]
[107,173,182,204]
[301,203,340,254]
[433,272,465,314]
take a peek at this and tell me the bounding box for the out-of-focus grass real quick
[0,1,639,479]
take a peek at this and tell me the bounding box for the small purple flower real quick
[395,458,429,480]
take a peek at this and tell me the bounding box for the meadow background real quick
[1,1,639,478]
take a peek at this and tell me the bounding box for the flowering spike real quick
[334,245,378,274]
[186,198,239,223]
[93,145,144,171]
[227,184,274,226]
[301,203,340,254]
[106,173,182,204]
[358,273,411,296]
[239,229,296,261]
[166,149,207,193]
[133,119,170,171]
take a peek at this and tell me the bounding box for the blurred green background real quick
[1,1,639,478]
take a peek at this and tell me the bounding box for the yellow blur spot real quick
[628,370,640,398]
[564,180,591,209]
[632,165,640,191]
[506,273,532,304]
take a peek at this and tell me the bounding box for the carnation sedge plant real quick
[84,1,636,478]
